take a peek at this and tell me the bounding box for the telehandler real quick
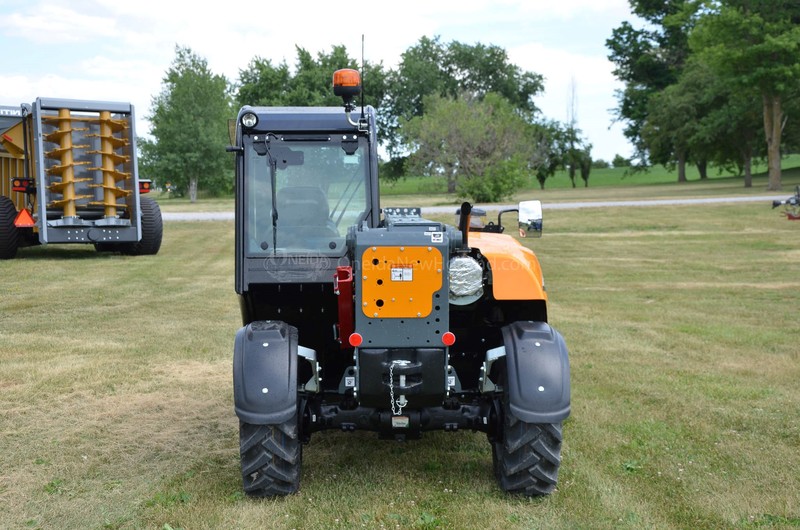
[229,69,570,496]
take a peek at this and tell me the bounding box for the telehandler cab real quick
[229,68,570,497]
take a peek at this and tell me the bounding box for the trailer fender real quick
[501,321,570,424]
[233,321,298,425]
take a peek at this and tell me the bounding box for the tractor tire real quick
[239,415,301,497]
[0,196,20,259]
[492,400,563,496]
[121,196,163,255]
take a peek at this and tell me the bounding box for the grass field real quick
[2,194,799,528]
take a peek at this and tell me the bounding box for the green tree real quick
[235,45,387,117]
[607,0,697,165]
[531,121,569,190]
[691,2,800,190]
[236,58,292,107]
[579,147,593,187]
[612,154,631,168]
[562,125,592,188]
[461,156,529,203]
[383,36,543,158]
[700,88,763,187]
[139,46,232,202]
[640,59,721,182]
[682,59,763,187]
[400,93,530,201]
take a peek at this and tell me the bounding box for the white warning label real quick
[391,267,413,282]
[424,231,444,243]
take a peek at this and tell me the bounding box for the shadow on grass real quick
[13,244,130,261]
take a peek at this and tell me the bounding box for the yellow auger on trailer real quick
[0,98,162,259]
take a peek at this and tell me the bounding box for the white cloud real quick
[507,0,630,18]
[0,0,634,159]
[5,4,119,43]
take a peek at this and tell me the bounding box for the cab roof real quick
[238,106,371,134]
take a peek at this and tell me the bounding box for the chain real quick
[388,361,406,416]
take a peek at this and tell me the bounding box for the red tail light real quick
[12,178,34,193]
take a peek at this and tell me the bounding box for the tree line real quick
[139,37,593,202]
[607,0,800,190]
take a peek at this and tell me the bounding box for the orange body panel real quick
[468,231,547,301]
[360,245,444,318]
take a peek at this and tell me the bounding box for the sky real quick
[0,0,637,162]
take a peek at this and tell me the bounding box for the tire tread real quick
[493,407,563,496]
[239,418,301,497]
[0,196,20,259]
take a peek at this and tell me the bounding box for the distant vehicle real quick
[0,98,162,258]
[772,185,800,220]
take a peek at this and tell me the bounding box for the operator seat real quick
[276,186,338,241]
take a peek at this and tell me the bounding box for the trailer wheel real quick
[0,196,20,259]
[492,399,563,496]
[121,196,163,255]
[239,415,301,497]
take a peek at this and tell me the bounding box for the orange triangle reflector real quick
[14,208,35,228]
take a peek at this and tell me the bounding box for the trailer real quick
[0,98,162,259]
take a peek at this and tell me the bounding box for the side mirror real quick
[518,200,543,238]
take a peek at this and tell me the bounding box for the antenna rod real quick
[360,34,365,115]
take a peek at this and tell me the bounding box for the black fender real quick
[501,321,570,424]
[233,320,298,425]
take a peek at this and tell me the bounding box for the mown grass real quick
[1,198,799,529]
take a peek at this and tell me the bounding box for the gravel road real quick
[162,194,786,222]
